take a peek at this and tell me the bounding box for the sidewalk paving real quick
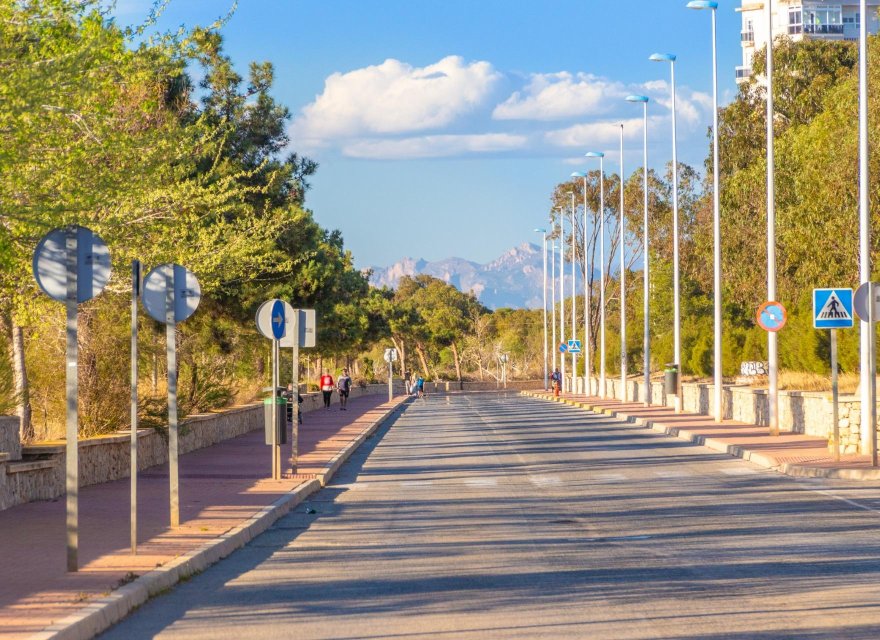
[524,390,880,481]
[1,393,407,639]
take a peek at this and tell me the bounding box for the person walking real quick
[416,375,425,400]
[551,367,561,398]
[337,368,352,410]
[320,370,334,410]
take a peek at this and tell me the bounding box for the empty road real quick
[100,393,880,639]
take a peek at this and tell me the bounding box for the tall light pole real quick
[627,94,651,406]
[586,153,606,397]
[558,208,566,390]
[551,219,557,380]
[761,3,780,436]
[688,0,723,422]
[859,0,874,456]
[619,124,628,403]
[572,171,590,395]
[570,190,578,390]
[535,227,549,390]
[650,52,682,413]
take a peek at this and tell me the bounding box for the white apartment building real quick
[738,1,880,82]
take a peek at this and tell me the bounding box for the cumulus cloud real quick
[292,56,501,144]
[492,72,627,121]
[544,117,649,148]
[342,134,528,160]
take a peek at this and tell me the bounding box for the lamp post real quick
[551,219,557,380]
[571,191,578,390]
[649,53,682,413]
[586,152,605,398]
[687,0,723,422]
[558,208,566,391]
[619,124,628,403]
[858,0,874,457]
[627,94,651,406]
[572,171,590,395]
[535,228,548,390]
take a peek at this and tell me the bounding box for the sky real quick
[113,0,743,269]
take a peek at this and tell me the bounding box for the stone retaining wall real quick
[0,383,392,511]
[0,416,20,462]
[572,375,865,455]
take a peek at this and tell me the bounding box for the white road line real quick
[530,475,563,486]
[464,477,499,487]
[593,473,627,483]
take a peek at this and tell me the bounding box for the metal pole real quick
[711,7,723,422]
[65,228,78,572]
[551,223,557,379]
[130,260,140,555]
[766,0,779,436]
[291,310,300,474]
[543,231,549,390]
[272,339,279,480]
[166,268,179,528]
[388,357,393,402]
[583,175,592,396]
[859,0,872,453]
[571,192,577,391]
[559,209,566,391]
[642,101,651,407]
[871,283,878,467]
[831,329,840,462]
[670,59,682,414]
[599,156,606,398]
[620,124,628,403]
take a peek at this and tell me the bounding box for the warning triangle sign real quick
[817,291,852,321]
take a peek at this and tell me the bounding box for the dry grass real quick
[748,371,861,394]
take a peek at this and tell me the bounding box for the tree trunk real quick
[451,341,463,390]
[11,322,33,441]
[416,344,430,379]
[391,336,407,378]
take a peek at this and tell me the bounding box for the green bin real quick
[264,397,288,445]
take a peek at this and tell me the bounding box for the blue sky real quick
[115,0,743,269]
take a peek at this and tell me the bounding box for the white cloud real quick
[544,118,649,148]
[342,134,528,160]
[292,56,501,144]
[492,72,627,121]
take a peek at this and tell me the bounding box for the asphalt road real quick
[100,393,880,639]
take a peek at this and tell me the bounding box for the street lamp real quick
[550,218,557,381]
[557,208,566,391]
[586,152,605,398]
[535,227,548,391]
[687,0,723,422]
[627,94,651,407]
[650,52,682,414]
[619,123,628,403]
[570,189,578,390]
[572,171,589,395]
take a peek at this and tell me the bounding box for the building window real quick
[789,8,803,34]
[803,5,844,34]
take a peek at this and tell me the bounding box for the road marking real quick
[653,470,692,478]
[464,477,499,487]
[530,475,562,486]
[399,480,434,487]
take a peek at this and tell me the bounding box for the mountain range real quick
[368,243,576,310]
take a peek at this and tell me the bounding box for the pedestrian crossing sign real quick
[567,340,582,353]
[813,288,854,329]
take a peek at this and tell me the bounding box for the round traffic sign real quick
[142,264,201,324]
[756,301,787,332]
[32,226,111,303]
[854,282,880,323]
[559,343,568,353]
[256,299,291,340]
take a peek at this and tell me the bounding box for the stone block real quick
[0,416,21,461]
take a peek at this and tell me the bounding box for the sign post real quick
[384,348,398,401]
[130,260,141,554]
[280,307,315,475]
[855,282,880,466]
[142,264,201,527]
[756,300,788,436]
[814,288,854,461]
[32,226,111,571]
[256,299,286,480]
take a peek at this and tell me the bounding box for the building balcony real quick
[736,66,753,81]
[741,30,755,44]
[803,23,845,35]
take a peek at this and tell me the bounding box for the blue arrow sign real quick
[559,343,568,353]
[271,299,286,339]
[813,288,854,329]
[567,340,582,354]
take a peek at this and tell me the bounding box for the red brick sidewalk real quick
[0,393,405,638]
[525,390,880,480]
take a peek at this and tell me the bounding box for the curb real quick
[521,391,878,481]
[32,396,411,640]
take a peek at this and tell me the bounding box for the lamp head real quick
[570,171,587,178]
[686,1,718,9]
[649,53,677,62]
[626,95,650,103]
[534,227,546,233]
[585,151,605,158]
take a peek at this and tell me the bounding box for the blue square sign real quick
[813,289,854,329]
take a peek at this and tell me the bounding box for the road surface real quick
[100,393,880,639]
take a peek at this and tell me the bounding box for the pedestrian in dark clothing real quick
[337,369,352,410]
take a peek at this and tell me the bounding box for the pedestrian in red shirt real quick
[320,371,334,410]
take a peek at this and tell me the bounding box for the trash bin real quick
[263,397,288,445]
[664,363,680,395]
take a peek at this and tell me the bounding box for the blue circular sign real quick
[271,299,286,339]
[559,343,568,353]
[757,301,787,333]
